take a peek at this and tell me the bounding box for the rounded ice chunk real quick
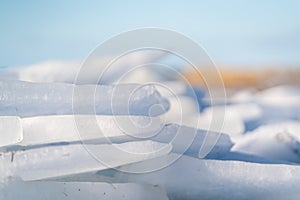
[232,121,300,163]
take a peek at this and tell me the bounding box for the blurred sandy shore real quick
[184,66,300,90]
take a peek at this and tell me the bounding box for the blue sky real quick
[1,0,299,67]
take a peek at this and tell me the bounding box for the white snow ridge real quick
[1,64,300,200]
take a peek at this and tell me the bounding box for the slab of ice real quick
[94,154,300,200]
[0,80,169,117]
[1,181,168,200]
[0,117,22,147]
[152,124,233,159]
[232,121,300,163]
[3,141,171,181]
[18,115,163,147]
[5,116,231,160]
[5,114,232,160]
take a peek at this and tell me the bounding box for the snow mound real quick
[233,121,300,163]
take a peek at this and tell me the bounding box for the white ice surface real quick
[4,115,232,160]
[152,124,233,159]
[19,115,164,146]
[1,181,168,200]
[1,76,300,199]
[0,117,23,147]
[0,80,169,117]
[95,154,300,200]
[2,141,171,181]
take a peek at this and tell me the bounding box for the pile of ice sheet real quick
[1,63,300,199]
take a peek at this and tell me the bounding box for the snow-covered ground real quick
[1,61,300,199]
